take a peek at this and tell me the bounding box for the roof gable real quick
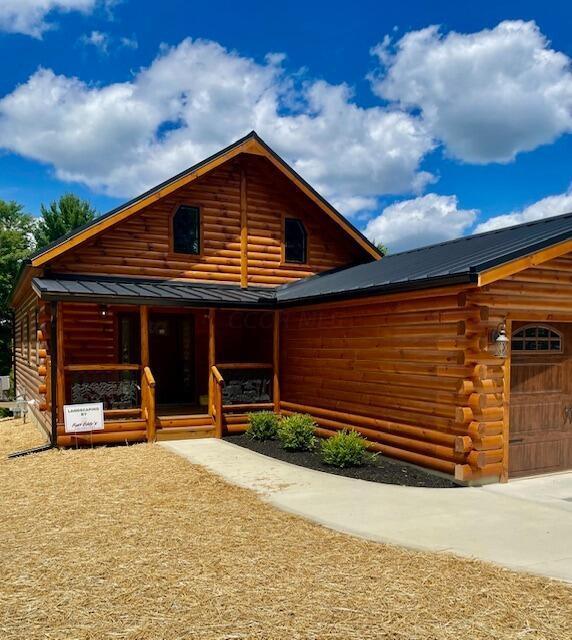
[30,131,380,268]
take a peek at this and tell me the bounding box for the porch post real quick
[273,310,280,413]
[208,308,216,417]
[140,305,149,368]
[56,301,65,426]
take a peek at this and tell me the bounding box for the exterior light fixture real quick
[493,321,509,358]
[99,304,109,318]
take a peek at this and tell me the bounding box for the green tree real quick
[375,240,389,256]
[34,193,97,249]
[0,200,34,377]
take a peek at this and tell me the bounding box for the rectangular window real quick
[24,314,30,363]
[118,313,140,364]
[173,205,200,254]
[284,218,307,264]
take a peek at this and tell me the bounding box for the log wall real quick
[467,251,572,480]
[14,291,51,435]
[50,154,367,286]
[279,288,502,483]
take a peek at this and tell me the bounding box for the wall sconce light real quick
[99,304,109,318]
[492,321,509,358]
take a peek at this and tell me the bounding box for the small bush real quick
[246,411,279,440]
[320,430,374,468]
[277,413,317,451]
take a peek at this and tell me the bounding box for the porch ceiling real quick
[31,274,276,308]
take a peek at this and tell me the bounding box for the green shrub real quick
[320,430,374,468]
[277,413,317,451]
[246,411,280,440]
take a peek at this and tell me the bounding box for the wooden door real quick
[149,314,195,405]
[509,322,572,477]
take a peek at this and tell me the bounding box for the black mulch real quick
[225,434,460,488]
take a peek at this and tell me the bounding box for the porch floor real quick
[156,403,207,416]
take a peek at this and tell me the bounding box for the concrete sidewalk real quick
[161,439,572,583]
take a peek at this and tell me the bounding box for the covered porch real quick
[33,276,280,446]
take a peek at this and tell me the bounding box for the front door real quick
[510,322,572,477]
[149,314,195,406]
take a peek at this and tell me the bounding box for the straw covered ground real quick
[1,417,570,640]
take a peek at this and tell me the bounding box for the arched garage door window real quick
[511,325,563,353]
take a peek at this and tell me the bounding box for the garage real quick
[510,322,572,477]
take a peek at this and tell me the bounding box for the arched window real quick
[511,325,563,353]
[284,217,307,263]
[173,205,200,255]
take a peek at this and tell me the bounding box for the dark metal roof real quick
[32,275,276,308]
[30,211,572,309]
[276,210,572,304]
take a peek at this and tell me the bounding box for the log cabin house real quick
[9,132,572,484]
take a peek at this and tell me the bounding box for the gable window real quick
[284,218,307,264]
[173,205,200,255]
[512,325,563,353]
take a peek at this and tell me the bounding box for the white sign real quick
[0,376,10,391]
[64,402,104,433]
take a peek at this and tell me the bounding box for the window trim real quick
[282,215,308,266]
[511,324,563,354]
[169,202,203,258]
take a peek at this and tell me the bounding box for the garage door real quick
[510,322,572,477]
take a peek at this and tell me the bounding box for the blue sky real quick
[0,0,571,251]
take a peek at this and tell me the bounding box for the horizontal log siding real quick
[61,303,117,365]
[14,290,50,435]
[244,155,365,284]
[280,290,501,482]
[50,155,366,286]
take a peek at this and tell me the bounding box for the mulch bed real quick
[225,433,459,488]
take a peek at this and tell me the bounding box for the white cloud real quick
[0,38,434,215]
[80,30,110,54]
[119,35,138,50]
[371,20,572,163]
[79,30,136,54]
[364,193,477,252]
[475,188,572,233]
[0,0,98,38]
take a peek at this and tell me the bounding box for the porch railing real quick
[141,366,156,442]
[62,363,156,442]
[210,363,275,437]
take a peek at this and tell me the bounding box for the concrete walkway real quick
[161,439,572,583]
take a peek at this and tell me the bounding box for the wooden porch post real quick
[208,308,216,417]
[273,310,280,413]
[56,301,65,425]
[140,305,149,368]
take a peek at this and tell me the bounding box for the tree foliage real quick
[375,240,389,256]
[0,200,34,375]
[34,193,96,249]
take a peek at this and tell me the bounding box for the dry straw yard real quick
[0,417,570,640]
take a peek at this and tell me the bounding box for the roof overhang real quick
[32,276,277,309]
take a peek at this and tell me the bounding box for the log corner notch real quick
[36,300,51,413]
[453,304,506,484]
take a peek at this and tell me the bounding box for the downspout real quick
[7,301,57,459]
